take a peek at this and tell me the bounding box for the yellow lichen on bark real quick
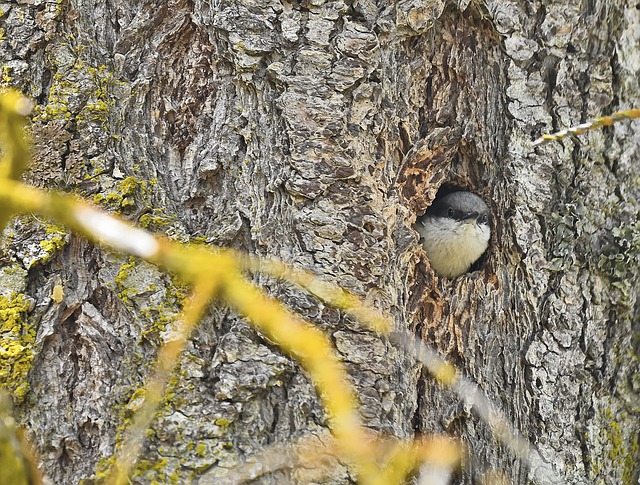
[0,293,34,403]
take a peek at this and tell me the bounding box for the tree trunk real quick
[1,0,639,483]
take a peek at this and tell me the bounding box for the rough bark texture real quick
[1,0,639,484]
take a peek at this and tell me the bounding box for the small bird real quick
[416,191,491,278]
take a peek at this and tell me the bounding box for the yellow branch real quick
[240,255,392,334]
[0,175,384,481]
[532,108,640,146]
[0,89,464,485]
[0,91,32,232]
[222,268,378,483]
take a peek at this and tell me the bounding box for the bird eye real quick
[447,208,455,217]
[480,214,489,224]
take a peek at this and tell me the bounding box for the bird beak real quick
[463,211,479,221]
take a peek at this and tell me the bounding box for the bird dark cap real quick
[427,192,489,217]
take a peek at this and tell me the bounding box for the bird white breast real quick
[417,216,490,278]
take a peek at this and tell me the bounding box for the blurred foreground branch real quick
[0,88,557,485]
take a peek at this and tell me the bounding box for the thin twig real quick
[532,108,640,146]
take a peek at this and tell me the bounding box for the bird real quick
[415,191,491,278]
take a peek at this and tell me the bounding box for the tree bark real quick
[1,0,639,484]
